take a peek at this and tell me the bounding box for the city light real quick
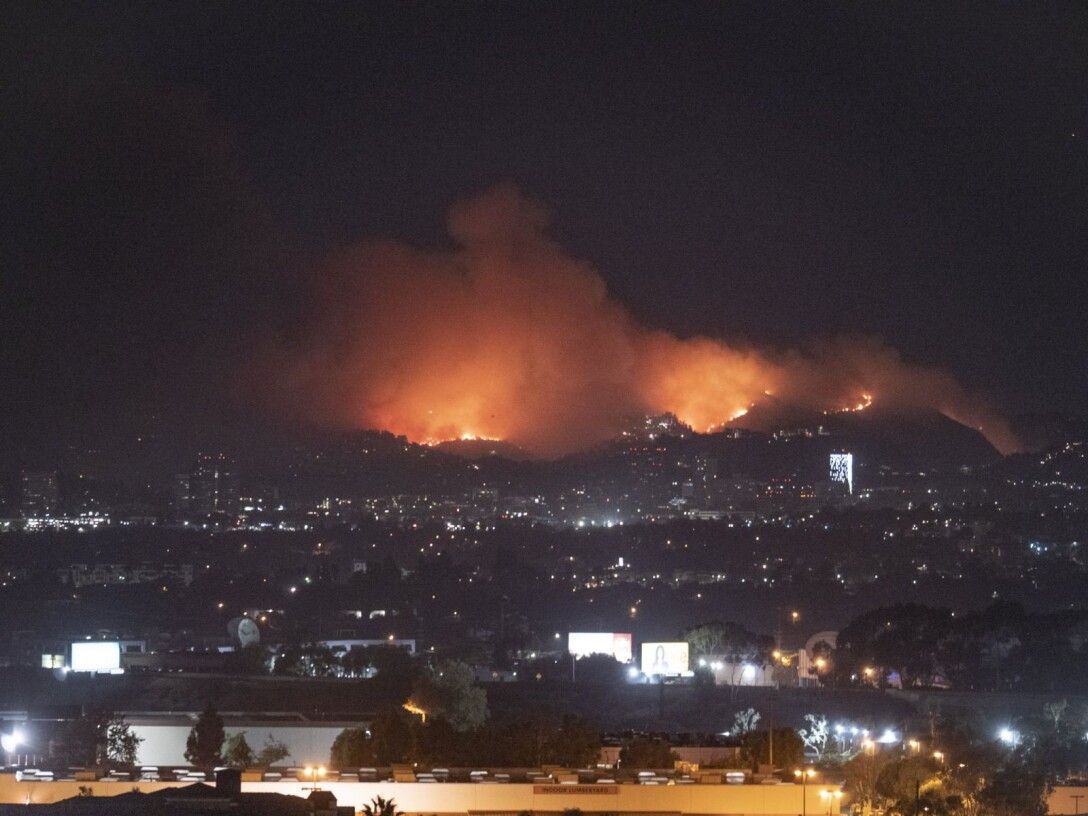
[997,727,1021,746]
[0,729,23,754]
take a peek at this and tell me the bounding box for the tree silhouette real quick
[362,795,402,816]
[185,704,225,768]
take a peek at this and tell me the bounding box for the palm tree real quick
[362,796,402,816]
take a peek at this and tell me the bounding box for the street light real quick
[932,751,945,763]
[794,768,817,816]
[1,727,22,756]
[997,727,1020,747]
[818,789,844,816]
[303,765,325,791]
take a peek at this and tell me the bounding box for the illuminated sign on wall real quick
[568,632,633,663]
[830,453,854,494]
[70,641,121,673]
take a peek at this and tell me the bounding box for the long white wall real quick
[0,777,843,815]
[249,781,831,815]
[128,723,353,767]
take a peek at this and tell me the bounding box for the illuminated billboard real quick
[70,641,121,673]
[830,453,854,494]
[568,632,633,663]
[641,641,690,676]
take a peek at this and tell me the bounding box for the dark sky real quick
[2,2,1087,463]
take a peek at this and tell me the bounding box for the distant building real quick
[830,452,854,495]
[176,454,239,515]
[172,474,191,511]
[20,471,58,517]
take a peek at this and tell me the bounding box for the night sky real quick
[3,3,1087,463]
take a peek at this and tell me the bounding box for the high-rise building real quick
[829,453,854,495]
[172,474,192,512]
[21,470,59,517]
[181,454,239,515]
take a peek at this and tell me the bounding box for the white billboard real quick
[641,641,689,676]
[568,632,633,663]
[71,641,121,673]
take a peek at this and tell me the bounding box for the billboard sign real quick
[641,641,690,676]
[70,641,121,673]
[568,632,633,663]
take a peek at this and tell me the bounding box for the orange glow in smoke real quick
[277,185,1020,456]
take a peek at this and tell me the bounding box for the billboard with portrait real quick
[640,641,689,675]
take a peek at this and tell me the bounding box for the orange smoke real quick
[280,185,1019,456]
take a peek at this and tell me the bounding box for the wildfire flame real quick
[275,185,1020,456]
[824,393,874,415]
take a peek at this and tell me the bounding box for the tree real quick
[548,716,601,768]
[105,717,143,766]
[977,763,1048,816]
[331,727,375,769]
[54,709,113,767]
[1044,699,1068,731]
[798,714,830,760]
[619,737,677,769]
[719,623,774,680]
[185,704,225,768]
[685,622,726,657]
[832,604,954,688]
[741,728,803,771]
[226,644,269,675]
[371,706,418,765]
[731,707,761,736]
[412,661,488,732]
[842,749,893,811]
[223,732,255,768]
[876,756,940,806]
[361,796,402,816]
[255,735,290,767]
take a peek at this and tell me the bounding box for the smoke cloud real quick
[279,185,1019,456]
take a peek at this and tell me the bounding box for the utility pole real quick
[768,708,774,768]
[767,693,776,769]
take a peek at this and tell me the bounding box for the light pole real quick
[303,765,325,791]
[819,789,843,816]
[794,767,816,816]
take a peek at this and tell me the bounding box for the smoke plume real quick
[279,185,1019,456]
